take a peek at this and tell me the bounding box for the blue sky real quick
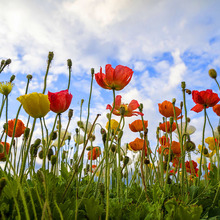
[0,0,220,165]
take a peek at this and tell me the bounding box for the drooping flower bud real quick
[33,138,41,147]
[186,89,191,95]
[184,140,196,152]
[38,150,44,159]
[10,75,16,83]
[123,156,130,166]
[111,144,116,152]
[51,155,57,166]
[30,144,39,157]
[209,69,217,79]
[24,128,30,139]
[47,148,54,160]
[50,131,57,140]
[77,121,84,129]
[5,59,11,65]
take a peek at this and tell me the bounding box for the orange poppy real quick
[129,119,148,132]
[0,142,10,161]
[213,104,220,116]
[6,119,26,137]
[184,160,198,175]
[128,138,148,156]
[171,141,181,155]
[159,136,170,145]
[95,64,133,91]
[159,121,176,132]
[158,100,182,118]
[88,147,101,160]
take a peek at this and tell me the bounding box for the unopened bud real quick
[86,146,92,151]
[30,144,39,157]
[186,89,191,95]
[181,81,186,89]
[26,74,33,80]
[169,117,174,125]
[33,138,41,147]
[77,121,84,129]
[3,123,7,131]
[184,140,196,152]
[106,113,110,120]
[24,128,30,139]
[138,103,143,112]
[51,155,57,166]
[91,68,95,76]
[50,131,57,140]
[67,59,72,68]
[38,150,44,159]
[68,109,73,120]
[118,131,123,140]
[47,148,54,160]
[172,98,176,104]
[180,101,183,109]
[187,118,191,123]
[1,60,5,67]
[144,158,150,165]
[102,133,106,144]
[10,75,16,83]
[203,148,209,155]
[89,134,96,142]
[111,144,116,152]
[100,128,106,135]
[5,59,11,65]
[209,69,217,79]
[75,128,79,134]
[123,156,130,166]
[48,51,54,62]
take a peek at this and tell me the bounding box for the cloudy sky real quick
[1,0,220,164]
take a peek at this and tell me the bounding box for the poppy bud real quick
[51,155,57,166]
[68,109,73,120]
[102,133,106,144]
[186,89,191,95]
[118,131,123,140]
[0,144,3,153]
[10,75,16,83]
[48,51,54,62]
[144,158,150,165]
[100,128,106,135]
[187,117,191,123]
[49,131,56,140]
[30,144,39,157]
[209,69,217,79]
[138,103,143,112]
[106,113,110,120]
[67,59,72,68]
[3,123,7,131]
[172,98,176,104]
[169,117,174,125]
[75,128,79,134]
[123,156,130,166]
[203,148,208,155]
[47,148,54,160]
[111,144,116,152]
[120,106,125,116]
[26,74,33,80]
[180,101,183,109]
[24,128,30,139]
[140,132,144,139]
[184,140,196,152]
[5,59,11,65]
[77,121,84,129]
[91,68,95,76]
[89,134,96,142]
[33,138,41,147]
[86,146,92,151]
[181,81,186,89]
[68,135,71,144]
[0,60,5,67]
[38,150,44,159]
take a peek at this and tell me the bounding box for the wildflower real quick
[205,137,220,151]
[158,100,181,118]
[95,64,133,91]
[6,119,26,137]
[17,92,50,118]
[48,89,73,114]
[129,119,148,132]
[184,160,198,176]
[128,138,148,156]
[198,144,215,158]
[106,119,120,133]
[159,136,170,145]
[0,142,10,161]
[0,82,13,96]
[106,95,143,117]
[90,165,97,173]
[159,121,176,132]
[191,89,220,113]
[88,147,101,160]
[73,134,84,145]
[213,104,220,116]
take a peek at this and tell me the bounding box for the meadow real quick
[0,52,220,220]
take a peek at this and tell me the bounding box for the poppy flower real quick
[184,160,198,175]
[106,95,143,117]
[17,92,50,118]
[159,121,176,132]
[171,141,181,155]
[213,104,220,116]
[95,64,133,91]
[191,89,220,113]
[158,100,182,118]
[128,138,148,156]
[159,136,170,145]
[129,119,148,132]
[0,82,14,96]
[88,147,101,160]
[0,142,10,161]
[48,89,73,114]
[106,119,120,133]
[6,119,26,138]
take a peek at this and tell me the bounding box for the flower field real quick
[0,53,220,220]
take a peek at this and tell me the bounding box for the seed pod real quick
[120,106,125,116]
[181,81,186,89]
[68,109,73,120]
[67,59,72,68]
[48,51,54,62]
[26,74,33,80]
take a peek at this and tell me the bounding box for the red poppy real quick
[95,64,133,91]
[129,119,148,132]
[88,147,101,160]
[184,160,198,175]
[129,138,148,156]
[213,104,220,116]
[159,121,176,132]
[191,89,220,113]
[106,95,143,117]
[159,136,170,145]
[157,141,180,156]
[6,119,26,137]
[158,100,182,118]
[48,89,73,114]
[0,142,10,161]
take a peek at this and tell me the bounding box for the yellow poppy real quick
[0,82,13,96]
[205,137,216,151]
[17,92,50,118]
[106,119,120,133]
[198,144,215,158]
